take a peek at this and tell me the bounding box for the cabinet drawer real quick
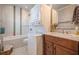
[44,35,57,42]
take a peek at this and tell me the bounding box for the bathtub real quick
[3,35,28,49]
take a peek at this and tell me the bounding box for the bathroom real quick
[0,4,79,55]
[0,4,45,55]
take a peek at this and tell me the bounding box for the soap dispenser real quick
[75,26,79,35]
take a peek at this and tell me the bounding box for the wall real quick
[56,5,77,33]
[1,5,14,36]
[40,5,51,32]
[30,5,40,22]
[21,8,30,35]
[29,5,45,35]
[0,5,29,36]
[15,6,21,35]
[0,5,2,27]
[15,6,29,35]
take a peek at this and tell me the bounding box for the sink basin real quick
[52,32,79,38]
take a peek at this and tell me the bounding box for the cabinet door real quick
[54,44,77,55]
[44,41,54,55]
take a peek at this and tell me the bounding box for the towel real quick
[72,6,79,25]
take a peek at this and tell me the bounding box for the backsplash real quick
[56,5,77,34]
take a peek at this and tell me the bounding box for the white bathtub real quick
[3,35,28,49]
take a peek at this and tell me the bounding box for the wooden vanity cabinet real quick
[54,44,77,55]
[44,41,54,55]
[43,34,79,55]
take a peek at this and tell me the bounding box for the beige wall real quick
[40,5,51,32]
[0,5,14,36]
[52,9,58,25]
[0,5,29,36]
[0,5,2,27]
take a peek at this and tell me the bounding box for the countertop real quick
[45,32,79,41]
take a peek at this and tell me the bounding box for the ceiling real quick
[47,4,69,10]
[14,4,69,11]
[52,4,69,10]
[14,4,35,11]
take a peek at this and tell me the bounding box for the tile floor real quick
[11,46,28,55]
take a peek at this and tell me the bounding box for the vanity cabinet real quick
[43,34,79,55]
[44,41,54,55]
[54,44,77,55]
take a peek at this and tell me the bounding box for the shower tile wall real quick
[56,5,77,33]
[29,5,45,35]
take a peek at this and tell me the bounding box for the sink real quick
[53,32,79,38]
